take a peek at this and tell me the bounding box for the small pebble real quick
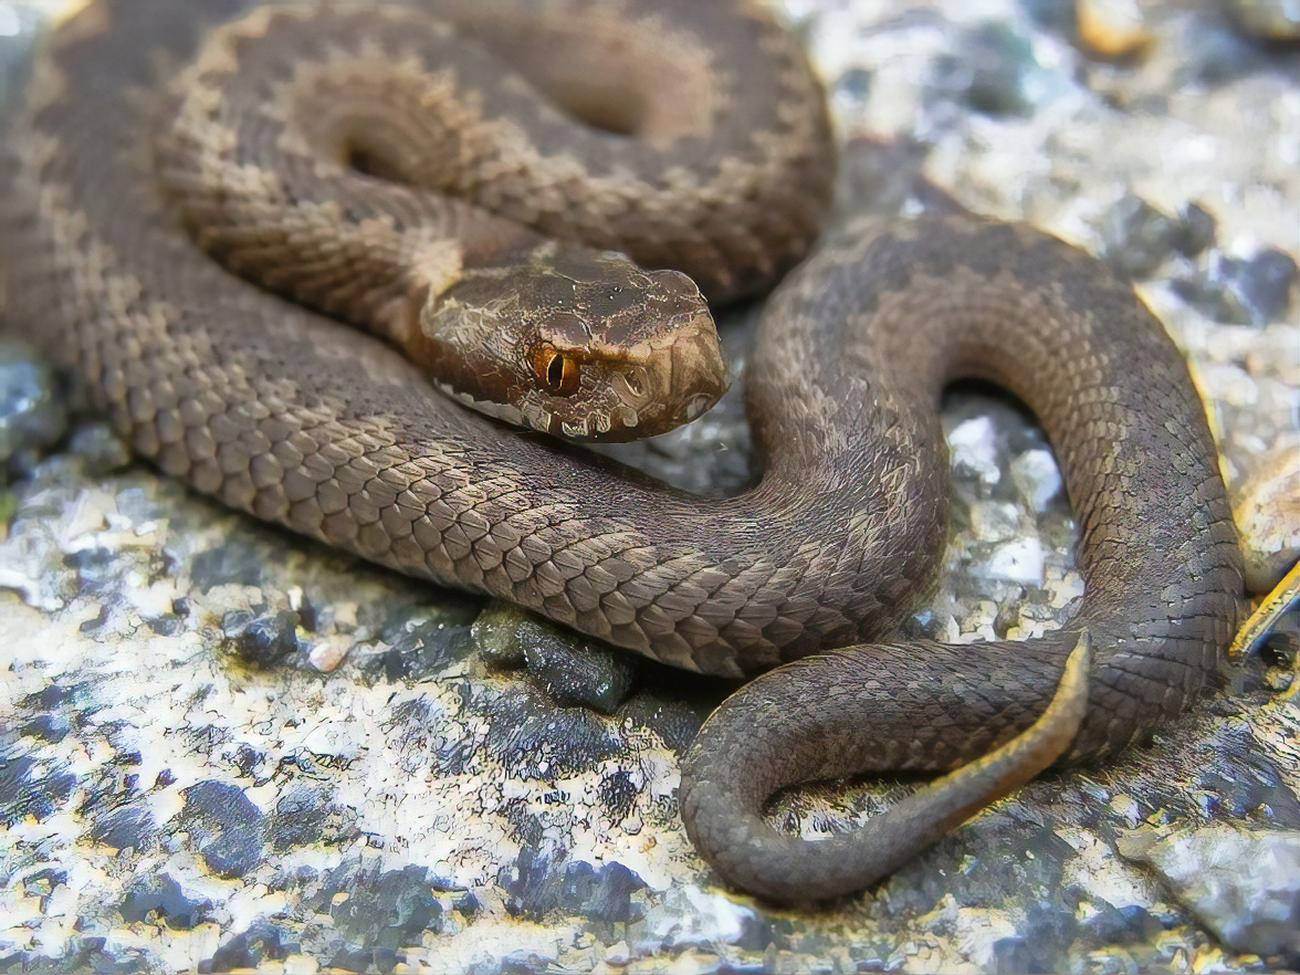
[1101,194,1183,279]
[222,609,301,668]
[67,422,132,476]
[0,339,66,477]
[931,21,1067,117]
[1010,448,1063,510]
[1076,0,1155,60]
[948,415,1003,486]
[1174,202,1218,257]
[308,639,351,673]
[983,537,1047,585]
[1175,248,1299,326]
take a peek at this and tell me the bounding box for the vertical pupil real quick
[547,353,565,389]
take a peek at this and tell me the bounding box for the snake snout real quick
[667,313,728,427]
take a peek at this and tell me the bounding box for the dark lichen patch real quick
[88,800,157,852]
[190,539,268,591]
[1083,904,1167,948]
[0,753,77,826]
[198,921,298,973]
[119,873,213,930]
[499,841,648,924]
[20,937,155,975]
[470,682,625,779]
[177,780,267,879]
[877,807,1079,918]
[20,712,71,743]
[269,783,358,851]
[308,859,447,958]
[596,770,639,824]
[362,612,476,683]
[615,674,722,753]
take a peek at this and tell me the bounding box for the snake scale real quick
[0,0,1244,902]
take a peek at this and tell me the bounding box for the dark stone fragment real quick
[1178,20,1271,85]
[89,801,156,852]
[191,540,267,590]
[222,609,300,668]
[145,613,184,636]
[1101,194,1183,278]
[0,754,77,826]
[932,21,1063,117]
[498,813,647,924]
[198,922,296,973]
[178,780,267,879]
[1175,247,1299,325]
[1175,202,1218,256]
[119,873,213,930]
[500,838,564,921]
[22,682,79,711]
[883,816,1076,917]
[519,617,639,714]
[453,890,482,918]
[0,339,67,478]
[328,946,374,974]
[471,602,531,668]
[21,867,67,908]
[79,604,109,633]
[233,743,265,779]
[1195,729,1300,827]
[1228,0,1300,42]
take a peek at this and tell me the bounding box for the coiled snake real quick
[0,0,1244,902]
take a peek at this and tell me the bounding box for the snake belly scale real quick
[0,0,1244,902]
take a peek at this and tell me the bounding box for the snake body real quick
[0,0,1244,902]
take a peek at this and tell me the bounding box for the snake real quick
[0,0,1245,903]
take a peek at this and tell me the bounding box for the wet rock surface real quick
[1,0,1298,972]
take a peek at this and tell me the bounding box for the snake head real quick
[412,243,728,441]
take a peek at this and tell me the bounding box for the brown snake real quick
[0,0,1245,902]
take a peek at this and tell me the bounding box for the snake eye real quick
[536,346,580,395]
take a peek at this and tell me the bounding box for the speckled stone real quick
[1,0,1297,972]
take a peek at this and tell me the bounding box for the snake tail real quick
[680,632,1092,903]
